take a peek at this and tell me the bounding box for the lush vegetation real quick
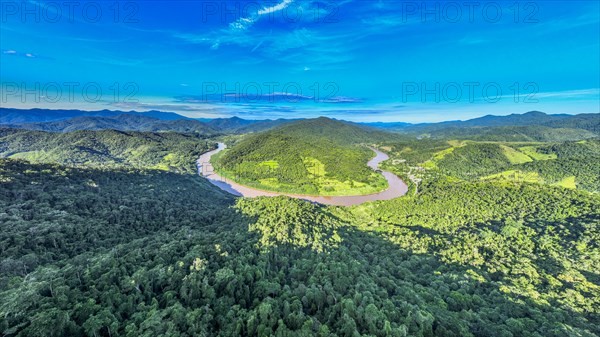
[1,114,599,337]
[1,158,599,336]
[0,128,214,173]
[413,125,597,142]
[5,115,218,134]
[395,112,600,141]
[0,108,291,134]
[380,139,600,193]
[0,108,188,124]
[214,118,390,196]
[205,117,296,134]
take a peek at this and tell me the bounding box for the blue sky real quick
[1,0,599,122]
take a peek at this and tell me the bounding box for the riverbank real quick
[197,143,408,206]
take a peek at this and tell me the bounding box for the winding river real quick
[197,143,408,206]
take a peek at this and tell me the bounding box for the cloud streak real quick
[229,0,295,32]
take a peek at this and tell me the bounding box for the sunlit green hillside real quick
[1,158,599,336]
[215,118,390,195]
[381,139,600,193]
[0,128,213,173]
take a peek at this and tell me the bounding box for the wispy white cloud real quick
[229,0,295,32]
[174,25,358,68]
[170,0,359,68]
[230,17,257,32]
[1,49,53,60]
[174,92,363,104]
[533,88,600,99]
[258,0,295,15]
[110,101,225,116]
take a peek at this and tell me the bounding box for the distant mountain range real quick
[0,108,190,124]
[0,114,217,134]
[1,108,598,139]
[204,116,300,133]
[395,111,600,141]
[0,108,298,134]
[404,111,598,131]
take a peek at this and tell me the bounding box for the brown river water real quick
[197,143,408,206]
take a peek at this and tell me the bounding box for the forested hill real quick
[0,107,190,123]
[414,125,598,142]
[428,111,585,128]
[0,128,213,173]
[205,116,299,134]
[3,108,597,139]
[215,118,392,195]
[1,108,297,134]
[272,117,395,144]
[1,158,599,336]
[399,112,599,141]
[379,138,600,193]
[361,112,600,141]
[1,112,599,336]
[2,114,218,134]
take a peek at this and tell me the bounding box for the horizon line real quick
[1,106,597,125]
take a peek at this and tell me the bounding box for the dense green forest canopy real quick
[0,128,214,174]
[380,138,600,193]
[215,118,391,195]
[412,125,598,142]
[390,112,600,141]
[2,115,218,134]
[0,108,190,124]
[205,117,299,134]
[0,115,599,337]
[1,158,599,336]
[0,108,292,134]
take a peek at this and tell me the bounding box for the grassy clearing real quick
[151,153,182,171]
[259,160,280,170]
[302,157,325,177]
[152,164,170,171]
[553,176,577,189]
[447,140,467,147]
[518,146,557,161]
[500,145,533,164]
[421,160,437,169]
[9,151,50,162]
[480,170,543,184]
[433,147,456,161]
[420,141,465,169]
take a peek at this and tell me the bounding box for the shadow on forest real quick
[213,188,600,335]
[302,225,599,335]
[202,206,600,336]
[2,159,598,336]
[0,160,237,279]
